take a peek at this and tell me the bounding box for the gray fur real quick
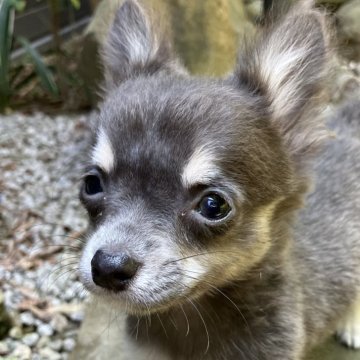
[78,1,360,359]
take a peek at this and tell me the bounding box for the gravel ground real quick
[0,58,359,360]
[0,112,93,359]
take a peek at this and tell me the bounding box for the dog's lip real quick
[88,288,176,314]
[85,276,203,314]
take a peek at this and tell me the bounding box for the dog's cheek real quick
[197,199,282,285]
[181,257,207,288]
[79,240,97,289]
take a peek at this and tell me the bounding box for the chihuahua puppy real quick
[78,0,360,359]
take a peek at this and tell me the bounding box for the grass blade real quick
[70,0,81,10]
[0,0,15,108]
[17,36,59,96]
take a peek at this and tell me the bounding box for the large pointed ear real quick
[102,0,185,88]
[234,2,330,165]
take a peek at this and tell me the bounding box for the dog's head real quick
[79,0,329,314]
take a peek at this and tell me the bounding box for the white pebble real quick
[11,343,31,360]
[0,341,10,355]
[20,311,35,326]
[38,323,54,337]
[49,338,63,351]
[39,347,62,360]
[63,337,76,352]
[22,332,39,347]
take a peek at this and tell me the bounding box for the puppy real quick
[78,1,360,359]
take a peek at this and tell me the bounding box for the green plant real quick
[17,37,59,95]
[0,0,59,112]
[70,0,80,9]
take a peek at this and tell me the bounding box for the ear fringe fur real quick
[236,1,333,171]
[101,0,185,90]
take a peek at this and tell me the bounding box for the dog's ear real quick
[102,0,184,88]
[234,2,330,166]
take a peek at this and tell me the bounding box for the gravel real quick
[0,341,10,355]
[23,332,40,347]
[38,323,54,337]
[63,338,76,352]
[20,311,36,327]
[49,338,63,352]
[50,314,69,334]
[12,344,32,359]
[0,112,94,359]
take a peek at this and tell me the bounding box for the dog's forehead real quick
[94,76,265,188]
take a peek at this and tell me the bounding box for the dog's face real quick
[79,0,328,314]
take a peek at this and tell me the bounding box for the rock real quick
[63,338,76,352]
[9,326,22,339]
[69,309,84,323]
[336,0,360,60]
[167,0,254,75]
[37,323,54,337]
[50,314,69,333]
[37,335,50,349]
[49,338,63,352]
[63,288,77,302]
[77,0,124,106]
[38,347,62,360]
[20,312,36,327]
[10,344,32,360]
[0,341,10,355]
[85,0,123,44]
[22,332,39,347]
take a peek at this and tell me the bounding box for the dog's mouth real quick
[80,265,207,316]
[88,286,193,316]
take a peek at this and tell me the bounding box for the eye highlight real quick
[84,174,103,195]
[197,193,231,221]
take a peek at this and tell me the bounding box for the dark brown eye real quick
[84,174,103,195]
[197,193,231,220]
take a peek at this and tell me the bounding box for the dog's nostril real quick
[91,249,141,292]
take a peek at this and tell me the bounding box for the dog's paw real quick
[336,299,360,349]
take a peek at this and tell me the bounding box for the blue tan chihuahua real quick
[78,0,360,358]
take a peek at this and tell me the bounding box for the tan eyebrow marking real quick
[91,128,115,173]
[181,146,220,188]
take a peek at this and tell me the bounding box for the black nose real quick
[91,250,141,291]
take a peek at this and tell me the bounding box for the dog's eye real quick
[84,174,103,195]
[197,193,230,220]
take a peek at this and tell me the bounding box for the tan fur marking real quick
[92,128,115,173]
[181,146,220,188]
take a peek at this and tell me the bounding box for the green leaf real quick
[0,0,27,84]
[0,0,16,98]
[0,0,27,110]
[17,36,59,96]
[13,0,26,12]
[70,0,80,10]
